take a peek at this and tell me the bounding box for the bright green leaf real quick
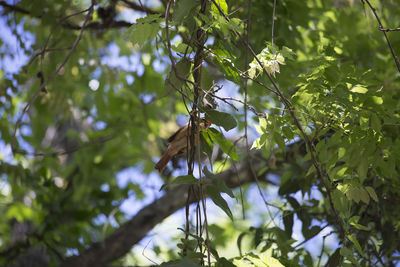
[251,133,267,150]
[350,85,368,94]
[127,15,162,47]
[212,0,228,14]
[372,96,383,105]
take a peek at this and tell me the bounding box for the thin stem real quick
[271,0,277,54]
[363,0,400,72]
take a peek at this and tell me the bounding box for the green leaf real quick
[172,42,193,54]
[207,128,239,161]
[357,157,368,183]
[350,84,368,94]
[348,235,363,255]
[205,110,237,131]
[175,258,202,267]
[359,187,370,204]
[233,254,284,267]
[283,211,294,237]
[165,58,191,93]
[273,132,286,151]
[370,113,381,132]
[206,185,233,220]
[339,246,352,257]
[371,96,383,105]
[211,46,240,83]
[160,175,197,191]
[251,133,267,150]
[303,225,322,239]
[201,131,214,163]
[350,222,370,231]
[212,0,228,14]
[281,126,294,140]
[340,246,360,266]
[281,46,296,60]
[332,189,351,218]
[215,257,236,267]
[303,251,313,267]
[174,0,198,24]
[346,185,370,204]
[6,202,38,223]
[127,15,162,47]
[259,254,285,267]
[365,186,378,202]
[253,227,263,247]
[326,248,342,267]
[349,216,370,231]
[203,167,234,198]
[237,232,247,256]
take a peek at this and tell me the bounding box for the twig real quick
[196,203,204,266]
[41,6,93,65]
[0,0,31,15]
[271,0,277,54]
[11,3,95,153]
[239,0,282,221]
[164,1,197,97]
[317,231,335,267]
[362,0,400,72]
[294,224,330,249]
[243,0,251,221]
[142,239,159,265]
[165,0,211,263]
[26,47,73,69]
[187,35,278,95]
[119,0,160,15]
[190,0,211,264]
[182,186,192,257]
[379,26,400,32]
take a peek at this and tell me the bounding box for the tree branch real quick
[119,0,160,15]
[60,147,295,267]
[379,26,400,32]
[0,0,31,15]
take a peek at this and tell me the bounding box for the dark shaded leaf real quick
[206,185,233,220]
[283,211,294,238]
[160,175,197,191]
[205,110,237,131]
[326,248,342,267]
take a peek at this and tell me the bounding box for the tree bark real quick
[60,144,305,267]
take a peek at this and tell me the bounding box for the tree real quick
[1,0,400,266]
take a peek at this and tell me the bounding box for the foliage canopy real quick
[1,0,400,266]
